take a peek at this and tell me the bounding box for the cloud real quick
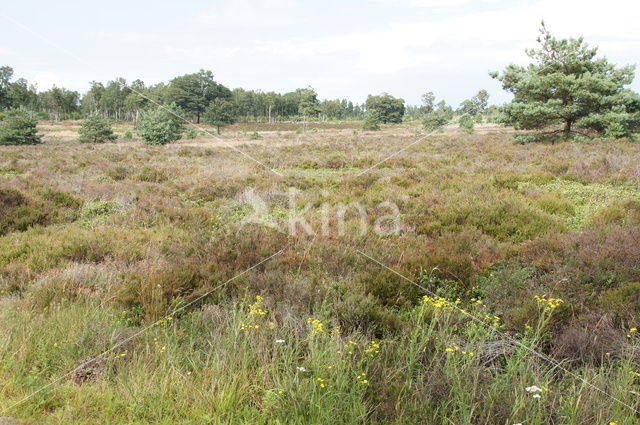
[30,73,67,90]
[251,0,640,77]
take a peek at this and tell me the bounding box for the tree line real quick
[0,68,369,123]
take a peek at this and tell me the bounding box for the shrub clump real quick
[0,189,48,235]
[78,115,117,143]
[0,110,42,145]
[362,112,381,131]
[458,114,475,134]
[137,104,184,145]
[423,196,565,243]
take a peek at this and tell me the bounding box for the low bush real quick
[78,115,117,143]
[599,281,640,325]
[0,110,41,145]
[458,114,475,134]
[136,166,167,183]
[421,195,565,243]
[137,104,184,145]
[0,189,48,235]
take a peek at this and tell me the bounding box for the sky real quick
[1,0,639,106]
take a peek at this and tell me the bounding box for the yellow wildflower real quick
[307,318,325,334]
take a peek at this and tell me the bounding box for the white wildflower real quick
[296,366,307,372]
[275,339,285,343]
[525,385,543,393]
[532,394,541,399]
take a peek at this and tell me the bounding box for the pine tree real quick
[491,23,640,141]
[137,104,184,145]
[78,115,117,143]
[0,110,41,145]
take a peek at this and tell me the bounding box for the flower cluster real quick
[241,296,268,332]
[356,372,368,385]
[307,318,325,334]
[469,298,485,307]
[626,327,638,339]
[484,314,501,327]
[364,340,381,356]
[249,295,268,317]
[422,295,459,309]
[240,323,261,331]
[445,345,475,357]
[534,295,564,310]
[525,385,548,399]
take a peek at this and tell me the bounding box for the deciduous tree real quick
[365,93,405,124]
[204,98,237,134]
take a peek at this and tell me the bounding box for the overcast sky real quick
[1,0,639,106]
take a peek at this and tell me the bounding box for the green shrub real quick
[331,290,403,337]
[123,130,133,139]
[40,189,82,208]
[458,114,475,134]
[359,269,421,308]
[362,112,381,131]
[137,104,184,145]
[600,282,640,324]
[0,110,42,145]
[424,196,565,243]
[78,115,117,143]
[185,127,198,139]
[0,189,48,235]
[534,193,575,216]
[423,107,454,132]
[589,199,640,227]
[249,131,261,140]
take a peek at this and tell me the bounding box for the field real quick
[2,121,640,424]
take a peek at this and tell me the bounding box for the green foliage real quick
[424,196,565,243]
[184,127,198,139]
[203,98,237,134]
[78,115,117,143]
[123,130,133,139]
[297,87,321,119]
[249,131,261,140]
[600,282,640,324]
[320,99,345,120]
[420,91,436,114]
[492,23,640,140]
[458,114,475,134]
[365,93,405,124]
[423,101,454,132]
[362,111,381,130]
[0,189,48,235]
[137,104,184,145]
[0,110,41,145]
[533,193,575,216]
[166,70,231,123]
[40,189,82,209]
[459,89,489,117]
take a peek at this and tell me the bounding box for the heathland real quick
[2,121,640,424]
